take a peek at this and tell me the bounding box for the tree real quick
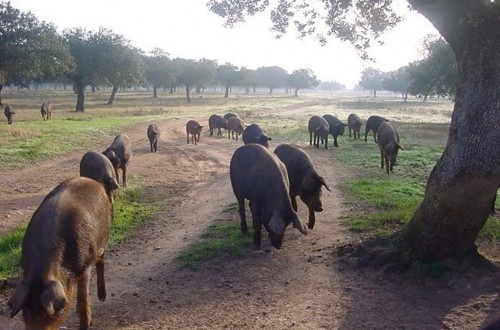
[216,62,241,98]
[175,58,217,102]
[0,2,74,103]
[318,80,346,94]
[145,49,178,98]
[240,67,257,94]
[195,58,217,93]
[359,67,385,97]
[255,66,288,94]
[382,67,411,101]
[288,68,319,96]
[407,36,458,100]
[90,28,145,105]
[207,0,500,265]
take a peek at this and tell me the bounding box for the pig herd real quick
[8,111,401,329]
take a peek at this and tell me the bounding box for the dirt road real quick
[1,115,500,329]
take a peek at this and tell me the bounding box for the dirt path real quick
[1,115,500,329]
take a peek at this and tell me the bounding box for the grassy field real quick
[0,88,497,274]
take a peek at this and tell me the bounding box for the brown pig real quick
[8,177,114,330]
[186,120,203,145]
[103,134,132,187]
[40,101,53,120]
[227,116,245,141]
[274,144,330,229]
[4,105,15,125]
[365,115,389,143]
[308,116,329,149]
[147,123,161,152]
[208,114,228,136]
[230,144,308,249]
[347,113,362,140]
[80,150,119,201]
[377,121,403,175]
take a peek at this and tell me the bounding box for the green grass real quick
[0,225,27,278]
[177,221,253,270]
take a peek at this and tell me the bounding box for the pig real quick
[227,116,245,141]
[274,143,330,229]
[4,105,15,125]
[208,114,228,136]
[79,150,119,201]
[147,123,160,152]
[186,120,203,145]
[365,115,389,143]
[377,121,403,175]
[223,112,237,120]
[347,113,362,140]
[322,114,347,147]
[229,144,308,249]
[8,177,114,330]
[40,101,53,120]
[242,124,272,148]
[308,115,329,149]
[103,134,132,187]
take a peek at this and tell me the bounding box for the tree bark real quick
[107,85,119,105]
[224,85,230,98]
[294,88,299,97]
[74,81,85,112]
[153,86,158,98]
[400,1,500,262]
[185,85,191,103]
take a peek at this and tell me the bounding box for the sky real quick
[10,0,438,89]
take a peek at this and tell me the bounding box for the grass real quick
[177,221,253,270]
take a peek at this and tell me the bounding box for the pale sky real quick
[10,0,438,89]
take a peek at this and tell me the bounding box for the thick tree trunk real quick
[153,86,158,98]
[224,85,230,98]
[74,81,85,112]
[400,1,500,262]
[107,85,119,105]
[294,88,299,97]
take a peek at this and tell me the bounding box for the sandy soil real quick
[1,107,500,330]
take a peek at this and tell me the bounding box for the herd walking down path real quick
[1,116,499,329]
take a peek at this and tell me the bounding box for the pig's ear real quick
[397,143,404,151]
[291,213,307,235]
[317,175,331,192]
[8,279,30,317]
[41,280,67,318]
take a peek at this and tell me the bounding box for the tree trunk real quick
[153,86,158,98]
[224,85,230,98]
[373,90,377,98]
[400,1,500,262]
[73,81,86,112]
[0,83,3,105]
[294,88,299,97]
[107,85,119,105]
[185,85,191,103]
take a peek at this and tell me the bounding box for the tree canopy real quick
[288,68,319,96]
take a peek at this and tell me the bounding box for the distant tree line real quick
[358,36,457,101]
[0,2,322,111]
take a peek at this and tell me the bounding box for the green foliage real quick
[178,222,252,270]
[0,224,27,278]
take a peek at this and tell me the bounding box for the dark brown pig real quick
[186,120,203,145]
[227,116,245,141]
[347,113,362,140]
[8,177,114,330]
[80,150,119,200]
[147,123,160,152]
[274,144,330,229]
[103,134,132,187]
[230,144,308,249]
[4,105,15,125]
[377,121,403,175]
[242,124,272,148]
[308,115,329,149]
[365,115,389,143]
[323,114,347,147]
[223,112,237,120]
[208,114,228,136]
[40,101,53,120]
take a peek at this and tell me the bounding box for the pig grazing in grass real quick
[308,115,329,149]
[8,177,114,330]
[365,115,389,143]
[230,144,307,249]
[227,116,245,141]
[323,114,347,147]
[377,121,403,175]
[242,124,272,148]
[4,105,15,125]
[347,113,362,140]
[186,120,203,145]
[40,101,53,120]
[147,123,160,152]
[274,143,330,229]
[103,134,132,187]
